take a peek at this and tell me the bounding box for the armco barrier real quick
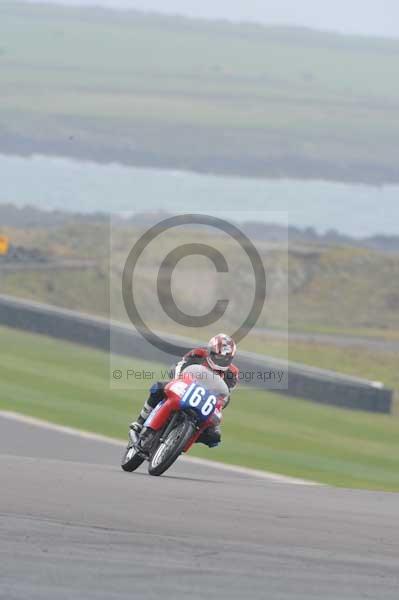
[0,294,392,414]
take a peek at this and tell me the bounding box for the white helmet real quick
[207,333,237,371]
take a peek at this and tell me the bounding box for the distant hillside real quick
[1,207,399,335]
[1,2,399,183]
[1,204,398,253]
[0,203,107,229]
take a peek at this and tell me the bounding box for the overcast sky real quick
[24,0,399,39]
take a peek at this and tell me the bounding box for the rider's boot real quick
[130,401,153,434]
[196,425,221,448]
[130,382,167,433]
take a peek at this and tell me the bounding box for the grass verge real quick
[249,335,399,412]
[2,325,399,491]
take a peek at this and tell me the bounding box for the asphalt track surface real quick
[1,416,398,600]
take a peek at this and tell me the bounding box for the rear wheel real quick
[148,419,195,476]
[121,444,145,472]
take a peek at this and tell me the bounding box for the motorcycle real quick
[121,366,227,476]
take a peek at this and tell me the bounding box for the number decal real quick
[201,395,217,416]
[181,383,217,418]
[187,386,205,407]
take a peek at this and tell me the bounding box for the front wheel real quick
[148,419,195,476]
[121,444,145,472]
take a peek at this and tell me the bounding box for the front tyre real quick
[148,419,195,476]
[121,444,145,472]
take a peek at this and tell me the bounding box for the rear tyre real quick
[121,444,145,472]
[148,419,195,477]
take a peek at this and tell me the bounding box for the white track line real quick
[0,410,319,486]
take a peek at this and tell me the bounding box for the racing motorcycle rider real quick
[130,333,239,447]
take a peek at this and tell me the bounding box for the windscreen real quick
[182,364,229,398]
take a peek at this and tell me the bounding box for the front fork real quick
[183,405,223,453]
[146,409,203,455]
[160,410,202,448]
[128,428,148,459]
[182,417,210,453]
[159,411,180,443]
[133,410,191,459]
[134,403,212,457]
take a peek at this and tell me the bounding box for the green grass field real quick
[1,2,399,181]
[2,324,399,491]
